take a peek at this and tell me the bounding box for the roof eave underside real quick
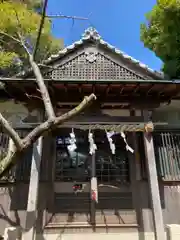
[1,78,180,102]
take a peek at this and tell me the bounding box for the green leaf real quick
[0,1,63,75]
[140,0,180,78]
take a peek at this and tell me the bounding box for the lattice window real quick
[55,129,130,183]
[55,130,90,182]
[0,132,9,158]
[49,129,136,227]
[0,131,14,181]
[154,131,180,181]
[51,53,145,80]
[95,130,129,184]
[0,130,33,182]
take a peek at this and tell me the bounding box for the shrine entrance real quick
[48,128,137,227]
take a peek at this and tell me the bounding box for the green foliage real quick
[0,1,62,75]
[3,0,44,12]
[140,0,180,78]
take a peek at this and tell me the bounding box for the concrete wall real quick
[0,187,10,235]
[152,100,180,127]
[0,183,51,236]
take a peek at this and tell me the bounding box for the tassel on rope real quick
[144,121,154,133]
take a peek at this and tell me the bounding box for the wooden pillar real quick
[23,137,43,240]
[128,132,144,233]
[143,111,165,240]
[129,110,141,181]
[128,110,144,234]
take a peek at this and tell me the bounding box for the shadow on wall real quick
[0,187,21,228]
[0,184,46,240]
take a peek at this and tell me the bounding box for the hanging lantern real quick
[106,131,116,154]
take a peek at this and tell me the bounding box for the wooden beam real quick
[52,94,170,105]
[143,111,165,240]
[129,109,141,180]
[23,137,43,240]
[0,78,175,83]
[55,114,145,123]
[133,84,140,94]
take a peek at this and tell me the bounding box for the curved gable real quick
[22,27,164,80]
[48,46,149,80]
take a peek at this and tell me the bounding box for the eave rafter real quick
[1,80,180,111]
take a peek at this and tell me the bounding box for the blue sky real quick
[47,0,162,71]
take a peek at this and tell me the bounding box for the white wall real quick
[153,100,180,126]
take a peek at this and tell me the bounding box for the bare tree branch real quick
[0,31,30,56]
[38,63,63,70]
[24,93,96,143]
[33,0,48,59]
[25,93,43,100]
[0,113,23,149]
[0,30,56,119]
[0,94,96,177]
[28,55,56,119]
[0,10,96,178]
[0,150,17,177]
[16,32,31,56]
[0,31,21,45]
[45,14,88,20]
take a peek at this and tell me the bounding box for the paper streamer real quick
[88,132,97,155]
[121,132,134,153]
[106,131,116,154]
[67,129,77,152]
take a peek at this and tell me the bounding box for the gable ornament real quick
[85,49,98,63]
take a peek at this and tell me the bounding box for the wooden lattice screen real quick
[153,131,180,181]
[0,130,52,182]
[48,129,137,226]
[51,52,145,80]
[0,131,15,181]
[0,130,32,182]
[132,132,180,182]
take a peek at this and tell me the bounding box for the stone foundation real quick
[4,225,180,240]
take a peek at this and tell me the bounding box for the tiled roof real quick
[42,27,164,79]
[16,27,164,79]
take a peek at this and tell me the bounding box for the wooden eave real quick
[1,78,180,109]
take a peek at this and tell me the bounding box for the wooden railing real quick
[153,131,180,181]
[0,130,32,182]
